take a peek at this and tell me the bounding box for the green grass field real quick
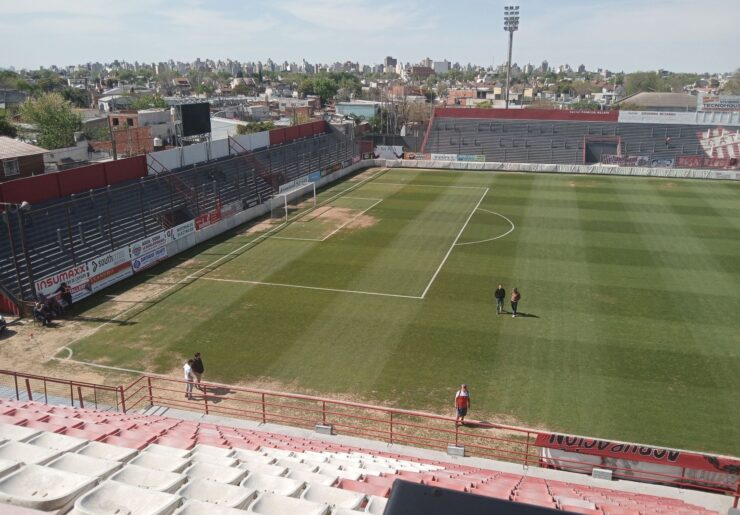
[68,168,740,455]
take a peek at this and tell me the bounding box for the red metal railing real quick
[0,368,737,505]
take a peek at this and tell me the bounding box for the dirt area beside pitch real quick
[316,206,378,233]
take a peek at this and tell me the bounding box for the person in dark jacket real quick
[511,287,521,317]
[494,284,506,314]
[57,282,72,310]
[192,352,205,391]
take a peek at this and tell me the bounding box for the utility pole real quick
[504,5,520,110]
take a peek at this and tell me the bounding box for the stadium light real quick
[503,5,520,110]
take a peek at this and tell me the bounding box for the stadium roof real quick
[618,92,697,111]
[0,136,47,160]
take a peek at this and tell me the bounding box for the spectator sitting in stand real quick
[45,295,64,317]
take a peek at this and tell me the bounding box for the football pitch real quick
[66,168,740,455]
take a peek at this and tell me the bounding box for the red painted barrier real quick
[0,156,147,206]
[268,121,328,146]
[433,107,619,123]
[299,123,313,138]
[269,128,286,145]
[0,291,19,316]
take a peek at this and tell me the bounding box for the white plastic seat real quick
[232,449,268,462]
[177,478,256,508]
[298,451,329,463]
[238,461,288,477]
[365,495,388,514]
[316,464,362,481]
[247,492,329,515]
[301,483,366,509]
[73,480,182,515]
[184,462,246,485]
[76,441,138,462]
[327,458,361,469]
[188,452,238,467]
[272,457,318,473]
[260,448,295,458]
[144,443,191,458]
[361,462,397,474]
[130,451,190,473]
[0,441,61,465]
[0,458,20,479]
[110,464,187,493]
[46,452,122,480]
[175,499,255,515]
[0,424,41,442]
[190,444,234,457]
[284,469,337,486]
[28,431,88,453]
[0,464,97,512]
[240,472,305,497]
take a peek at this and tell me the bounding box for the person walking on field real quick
[192,352,205,391]
[494,284,506,315]
[511,287,521,317]
[183,359,195,399]
[454,384,471,426]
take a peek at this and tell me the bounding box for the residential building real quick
[0,137,46,181]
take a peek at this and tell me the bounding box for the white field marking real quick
[419,187,489,299]
[370,181,485,190]
[342,196,384,201]
[454,208,515,246]
[319,198,384,241]
[55,167,392,359]
[51,355,146,376]
[270,197,384,243]
[200,277,423,300]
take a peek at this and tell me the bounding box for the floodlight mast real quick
[504,5,520,110]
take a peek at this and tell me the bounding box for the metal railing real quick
[0,368,737,505]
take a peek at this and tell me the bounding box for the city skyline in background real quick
[0,0,738,73]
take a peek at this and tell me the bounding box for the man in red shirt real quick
[454,384,471,425]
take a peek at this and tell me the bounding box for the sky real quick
[0,0,737,73]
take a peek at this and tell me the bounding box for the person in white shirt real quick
[454,384,471,425]
[183,359,194,399]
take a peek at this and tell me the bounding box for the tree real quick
[236,121,275,135]
[61,87,91,108]
[722,68,740,95]
[232,82,252,96]
[623,72,671,96]
[130,95,167,110]
[20,92,82,149]
[0,109,17,138]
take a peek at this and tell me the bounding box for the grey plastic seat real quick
[0,441,61,465]
[0,458,20,479]
[0,424,41,442]
[0,464,97,512]
[177,478,256,508]
[175,499,255,515]
[190,444,234,457]
[73,480,182,515]
[46,452,122,480]
[316,464,362,481]
[110,464,187,493]
[272,457,319,473]
[240,472,304,497]
[247,492,329,515]
[76,441,139,462]
[238,461,288,478]
[28,432,88,453]
[301,484,366,509]
[130,451,190,473]
[184,462,246,485]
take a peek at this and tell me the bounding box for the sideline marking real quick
[419,187,489,299]
[200,277,423,300]
[454,209,515,246]
[370,181,485,190]
[56,168,392,359]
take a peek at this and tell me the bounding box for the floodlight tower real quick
[503,5,520,109]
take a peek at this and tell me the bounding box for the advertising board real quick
[87,247,133,293]
[35,265,92,303]
[131,247,168,273]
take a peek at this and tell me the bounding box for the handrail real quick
[0,367,737,503]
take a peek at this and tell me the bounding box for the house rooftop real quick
[0,136,47,160]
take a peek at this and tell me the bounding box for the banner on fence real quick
[374,145,404,160]
[457,154,486,162]
[172,220,196,240]
[675,156,736,169]
[650,157,675,169]
[617,111,699,125]
[431,153,458,161]
[194,203,223,230]
[403,152,431,160]
[131,246,168,273]
[601,154,650,167]
[87,247,133,293]
[309,171,322,182]
[129,230,169,260]
[536,432,740,473]
[35,265,92,303]
[698,95,740,112]
[352,155,361,164]
[220,200,242,219]
[278,175,309,193]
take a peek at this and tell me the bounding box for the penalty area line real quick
[199,277,423,300]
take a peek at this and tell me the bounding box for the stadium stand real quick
[0,127,356,306]
[422,108,740,165]
[0,397,727,514]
